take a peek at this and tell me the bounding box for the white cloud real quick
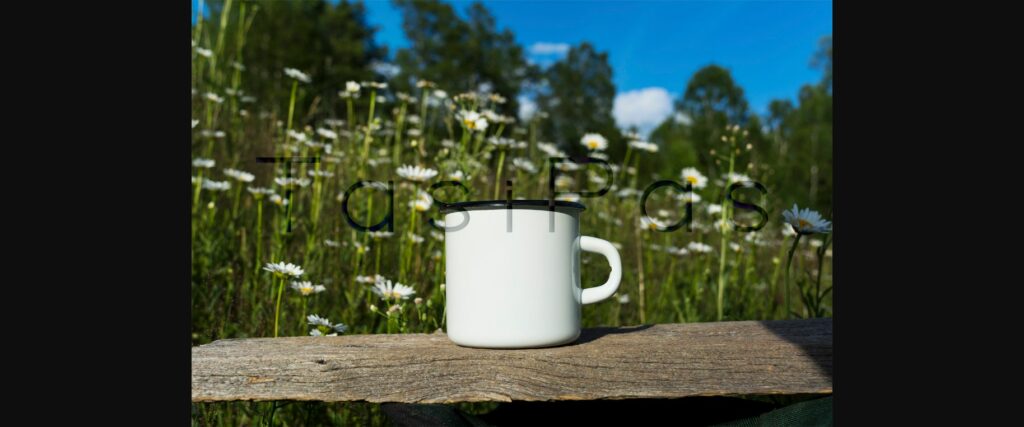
[674,112,693,126]
[370,61,400,78]
[518,96,537,122]
[529,42,570,56]
[613,87,674,137]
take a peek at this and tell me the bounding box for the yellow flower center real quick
[587,140,599,149]
[686,176,698,185]
[464,118,475,129]
[300,287,313,295]
[797,219,811,230]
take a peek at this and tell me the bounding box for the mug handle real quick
[580,236,622,304]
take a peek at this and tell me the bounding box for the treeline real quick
[194,0,832,210]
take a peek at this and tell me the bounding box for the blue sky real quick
[195,0,831,135]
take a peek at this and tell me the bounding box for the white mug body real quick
[443,201,620,349]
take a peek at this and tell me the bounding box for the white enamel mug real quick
[442,200,622,348]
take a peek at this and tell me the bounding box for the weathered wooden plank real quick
[192,318,832,403]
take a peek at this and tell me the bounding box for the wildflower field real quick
[191,0,832,424]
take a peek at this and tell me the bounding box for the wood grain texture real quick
[192,318,832,403]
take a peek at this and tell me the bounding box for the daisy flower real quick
[580,133,608,151]
[641,216,667,231]
[324,239,341,248]
[617,293,630,304]
[670,247,690,256]
[782,223,798,237]
[345,81,360,94]
[363,81,387,89]
[204,93,224,103]
[274,177,311,188]
[725,172,752,185]
[196,47,212,58]
[286,129,308,143]
[192,119,200,128]
[677,192,702,204]
[537,142,564,157]
[512,158,537,174]
[369,231,394,239]
[284,68,311,83]
[487,136,516,148]
[555,193,581,203]
[316,128,338,140]
[264,261,304,278]
[687,242,713,254]
[308,170,334,178]
[490,93,507,104]
[371,278,416,301]
[409,191,433,212]
[433,89,447,99]
[396,165,438,182]
[680,167,708,189]
[557,161,582,172]
[457,110,488,132]
[269,194,289,206]
[291,281,326,296]
[408,233,425,244]
[224,168,255,182]
[306,314,331,327]
[617,188,639,198]
[247,187,275,198]
[333,323,348,334]
[202,179,231,191]
[782,204,832,234]
[628,140,659,153]
[447,170,466,182]
[356,274,385,284]
[707,204,722,215]
[193,158,215,168]
[554,175,575,189]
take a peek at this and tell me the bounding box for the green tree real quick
[676,65,751,175]
[391,0,535,117]
[761,35,832,210]
[536,42,622,159]
[237,0,386,119]
[648,113,697,178]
